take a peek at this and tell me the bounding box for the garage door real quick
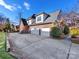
[31,28,40,35]
[31,28,50,37]
[41,28,50,37]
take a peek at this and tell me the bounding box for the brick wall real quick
[19,21,29,32]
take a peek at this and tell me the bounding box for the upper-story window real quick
[36,14,43,23]
[37,16,41,21]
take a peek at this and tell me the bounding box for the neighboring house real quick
[10,24,19,32]
[19,18,29,33]
[15,25,19,32]
[27,10,61,37]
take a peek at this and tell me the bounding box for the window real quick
[36,14,44,23]
[37,16,41,21]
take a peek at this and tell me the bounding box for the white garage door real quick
[41,28,50,37]
[31,28,50,37]
[31,28,40,35]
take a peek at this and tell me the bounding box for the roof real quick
[45,10,61,23]
[36,12,49,16]
[27,10,61,26]
[27,14,36,20]
[21,18,28,25]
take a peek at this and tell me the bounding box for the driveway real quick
[8,33,79,59]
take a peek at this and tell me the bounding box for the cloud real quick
[0,0,16,11]
[13,4,22,9]
[17,5,22,9]
[24,2,30,10]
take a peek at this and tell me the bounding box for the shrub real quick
[63,25,69,35]
[70,27,79,37]
[50,27,62,37]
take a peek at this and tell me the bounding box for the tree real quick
[5,18,11,32]
[50,27,62,38]
[0,14,6,31]
[63,25,69,35]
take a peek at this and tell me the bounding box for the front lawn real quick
[0,32,14,59]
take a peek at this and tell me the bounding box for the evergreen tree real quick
[63,25,69,35]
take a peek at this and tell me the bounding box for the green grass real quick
[0,32,14,59]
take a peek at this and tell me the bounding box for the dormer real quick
[27,19,32,25]
[27,14,36,25]
[36,12,49,23]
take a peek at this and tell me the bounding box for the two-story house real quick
[27,10,61,37]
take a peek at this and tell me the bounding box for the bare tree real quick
[4,18,11,32]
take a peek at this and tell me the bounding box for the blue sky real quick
[0,0,77,25]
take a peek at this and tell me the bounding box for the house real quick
[27,10,61,37]
[15,25,19,32]
[10,24,19,32]
[19,18,29,33]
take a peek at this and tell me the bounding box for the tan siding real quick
[30,23,52,29]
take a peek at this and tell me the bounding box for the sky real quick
[0,0,77,25]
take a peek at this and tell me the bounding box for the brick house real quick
[19,18,29,33]
[27,10,61,37]
[15,25,19,32]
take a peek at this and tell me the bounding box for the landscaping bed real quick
[50,25,69,39]
[0,32,14,59]
[71,36,79,44]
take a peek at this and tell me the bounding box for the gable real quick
[20,18,28,27]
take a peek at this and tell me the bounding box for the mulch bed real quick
[71,36,79,44]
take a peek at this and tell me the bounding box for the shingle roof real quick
[45,10,61,23]
[36,12,49,16]
[21,18,28,25]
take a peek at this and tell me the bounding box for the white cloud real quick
[24,2,30,10]
[13,4,22,9]
[17,5,22,9]
[0,0,16,11]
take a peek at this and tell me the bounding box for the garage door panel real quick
[31,29,39,35]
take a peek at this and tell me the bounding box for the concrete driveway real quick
[8,33,79,59]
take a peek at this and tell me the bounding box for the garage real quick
[31,28,50,37]
[41,28,50,37]
[31,28,41,35]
